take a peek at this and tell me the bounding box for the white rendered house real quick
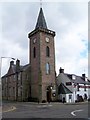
[57,67,90,103]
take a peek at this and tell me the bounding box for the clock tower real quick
[28,7,56,102]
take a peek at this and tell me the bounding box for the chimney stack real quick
[82,73,85,81]
[10,61,14,66]
[16,59,20,72]
[16,59,20,66]
[59,67,64,73]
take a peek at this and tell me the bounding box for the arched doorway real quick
[47,86,52,102]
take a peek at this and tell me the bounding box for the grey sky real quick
[0,1,88,78]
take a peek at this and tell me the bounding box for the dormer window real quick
[72,75,76,80]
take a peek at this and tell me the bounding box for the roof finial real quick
[40,0,42,8]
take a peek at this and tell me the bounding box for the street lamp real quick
[50,86,53,90]
[0,57,16,119]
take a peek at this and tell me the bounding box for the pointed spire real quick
[35,7,47,29]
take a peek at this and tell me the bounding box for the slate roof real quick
[57,73,71,85]
[11,64,30,73]
[66,74,90,85]
[20,64,30,71]
[2,64,30,78]
[35,8,47,29]
[58,83,72,94]
[57,73,90,85]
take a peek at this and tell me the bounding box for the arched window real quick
[46,46,50,57]
[33,47,36,58]
[46,63,50,74]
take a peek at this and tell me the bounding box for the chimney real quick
[10,61,14,66]
[16,59,20,72]
[59,67,64,73]
[16,59,20,66]
[82,73,85,81]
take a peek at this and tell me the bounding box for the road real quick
[1,101,89,119]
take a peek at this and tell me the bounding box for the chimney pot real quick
[82,74,85,81]
[59,67,64,73]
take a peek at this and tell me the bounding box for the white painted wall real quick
[58,94,75,103]
[66,94,73,103]
[58,83,90,103]
[68,84,90,101]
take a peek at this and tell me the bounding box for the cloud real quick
[0,0,89,2]
[0,2,88,78]
[50,2,88,76]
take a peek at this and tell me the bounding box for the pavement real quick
[21,100,89,105]
[0,105,16,113]
[64,101,89,105]
[1,100,89,113]
[1,101,89,118]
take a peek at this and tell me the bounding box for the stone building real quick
[2,60,31,101]
[2,7,56,102]
[28,7,56,102]
[2,6,89,103]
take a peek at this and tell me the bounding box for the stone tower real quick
[28,7,56,102]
